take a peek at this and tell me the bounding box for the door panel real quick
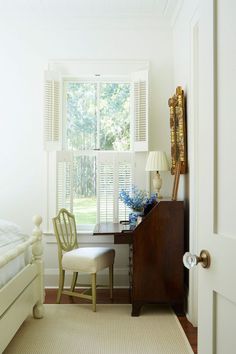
[198,0,236,353]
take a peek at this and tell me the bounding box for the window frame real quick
[62,76,134,231]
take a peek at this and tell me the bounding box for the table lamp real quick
[145,151,169,198]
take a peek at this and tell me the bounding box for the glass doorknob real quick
[183,250,211,269]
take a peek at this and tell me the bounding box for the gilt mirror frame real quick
[168,86,187,175]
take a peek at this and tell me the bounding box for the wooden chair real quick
[52,208,115,312]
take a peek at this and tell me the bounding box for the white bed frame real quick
[0,216,44,353]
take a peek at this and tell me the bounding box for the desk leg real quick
[131,302,143,316]
[128,243,133,303]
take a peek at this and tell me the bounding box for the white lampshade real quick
[145,151,169,172]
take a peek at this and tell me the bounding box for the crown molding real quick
[0,0,187,30]
[1,13,172,31]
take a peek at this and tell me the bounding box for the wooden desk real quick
[93,200,185,316]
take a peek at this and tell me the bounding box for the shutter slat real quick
[132,70,149,151]
[118,162,133,221]
[56,151,73,213]
[97,152,134,223]
[98,162,114,222]
[44,71,61,151]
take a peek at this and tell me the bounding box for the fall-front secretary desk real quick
[93,200,185,316]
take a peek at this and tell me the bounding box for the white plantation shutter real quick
[44,70,61,151]
[97,152,134,223]
[132,70,149,152]
[97,153,115,223]
[118,158,133,222]
[56,151,73,213]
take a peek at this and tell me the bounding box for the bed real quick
[0,215,44,353]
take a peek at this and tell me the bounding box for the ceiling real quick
[0,0,182,24]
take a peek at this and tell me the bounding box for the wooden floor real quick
[45,288,197,354]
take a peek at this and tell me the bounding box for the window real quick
[63,80,133,225]
[44,65,148,230]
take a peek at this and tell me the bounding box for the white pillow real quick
[0,219,21,235]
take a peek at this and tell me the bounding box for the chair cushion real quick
[62,247,115,273]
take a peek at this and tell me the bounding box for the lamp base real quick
[152,171,162,199]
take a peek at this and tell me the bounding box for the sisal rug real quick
[4,304,193,354]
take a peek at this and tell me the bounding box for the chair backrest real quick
[52,208,78,253]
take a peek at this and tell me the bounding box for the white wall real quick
[0,12,173,286]
[172,0,199,325]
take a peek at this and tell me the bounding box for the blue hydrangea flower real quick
[119,186,157,211]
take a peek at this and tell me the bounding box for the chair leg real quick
[71,272,78,292]
[57,269,65,304]
[109,264,114,299]
[91,273,97,312]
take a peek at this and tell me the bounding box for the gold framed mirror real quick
[168,86,187,175]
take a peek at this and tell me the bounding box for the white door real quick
[197,0,236,353]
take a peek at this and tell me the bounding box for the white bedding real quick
[0,219,30,288]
